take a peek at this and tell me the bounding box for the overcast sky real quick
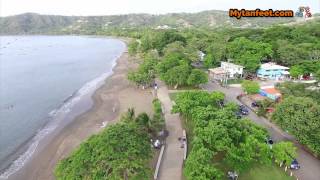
[1,0,319,17]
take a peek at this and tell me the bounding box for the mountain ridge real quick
[0,10,312,35]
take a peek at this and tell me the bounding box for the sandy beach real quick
[8,43,154,180]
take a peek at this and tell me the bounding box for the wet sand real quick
[9,45,154,180]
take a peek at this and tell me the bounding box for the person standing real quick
[154,83,158,97]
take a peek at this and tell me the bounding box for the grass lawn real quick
[168,85,200,90]
[212,153,293,180]
[227,78,243,84]
[239,165,294,180]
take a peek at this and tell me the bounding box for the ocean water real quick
[0,36,125,177]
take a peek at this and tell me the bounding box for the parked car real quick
[259,77,268,81]
[235,111,242,119]
[290,159,300,170]
[151,139,162,149]
[227,171,238,180]
[239,105,249,115]
[218,100,225,107]
[265,137,274,148]
[266,107,275,113]
[265,137,274,144]
[302,75,311,80]
[251,101,260,108]
[245,74,254,80]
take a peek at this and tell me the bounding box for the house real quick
[208,67,227,81]
[208,61,244,81]
[257,62,289,80]
[220,61,244,78]
[259,86,281,101]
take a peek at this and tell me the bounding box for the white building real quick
[221,62,244,78]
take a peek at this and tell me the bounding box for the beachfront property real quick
[257,62,290,80]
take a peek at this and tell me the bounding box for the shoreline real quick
[0,52,120,177]
[0,51,120,179]
[0,37,124,178]
[5,41,154,180]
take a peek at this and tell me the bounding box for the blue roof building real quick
[257,63,290,80]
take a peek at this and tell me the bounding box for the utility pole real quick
[223,71,229,88]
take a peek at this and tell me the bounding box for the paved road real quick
[202,81,320,180]
[156,81,184,180]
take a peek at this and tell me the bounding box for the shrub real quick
[241,80,260,94]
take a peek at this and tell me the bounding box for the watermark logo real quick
[229,6,312,19]
[229,9,294,19]
[295,6,312,18]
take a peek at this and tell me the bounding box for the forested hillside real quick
[0,10,301,34]
[123,17,320,157]
[125,18,320,76]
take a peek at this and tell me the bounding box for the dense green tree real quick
[187,69,208,86]
[272,96,320,154]
[298,61,320,74]
[173,90,297,179]
[275,40,309,66]
[184,147,223,180]
[226,136,270,172]
[241,80,260,94]
[289,65,304,78]
[55,120,152,180]
[135,112,151,128]
[162,41,186,56]
[315,69,320,81]
[189,106,218,128]
[273,142,297,166]
[127,70,153,86]
[195,120,232,151]
[172,91,224,118]
[140,31,157,52]
[276,82,320,104]
[203,53,218,68]
[227,37,272,72]
[156,52,186,75]
[205,39,227,63]
[162,41,198,61]
[140,30,186,53]
[128,40,139,55]
[161,64,191,88]
[127,53,158,86]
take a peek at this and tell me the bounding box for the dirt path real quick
[156,81,184,180]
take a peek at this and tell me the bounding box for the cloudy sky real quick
[0,0,319,16]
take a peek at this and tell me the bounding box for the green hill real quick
[0,10,301,35]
